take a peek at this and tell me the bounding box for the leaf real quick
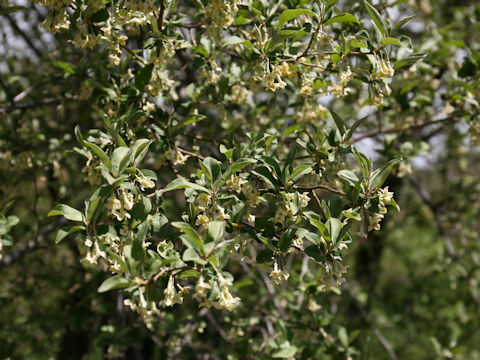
[288,164,313,183]
[381,37,404,47]
[251,166,278,188]
[325,13,360,26]
[55,225,85,244]
[394,52,427,69]
[130,139,153,166]
[283,143,297,173]
[304,245,325,262]
[172,222,204,254]
[206,221,225,244]
[363,1,387,36]
[216,158,256,188]
[84,142,112,171]
[337,170,359,186]
[369,158,401,190]
[223,36,254,50]
[48,204,84,222]
[132,222,148,262]
[161,178,211,194]
[326,218,343,245]
[98,275,132,293]
[90,8,109,23]
[278,228,297,252]
[392,14,416,32]
[53,61,76,75]
[110,147,131,177]
[135,64,154,90]
[178,270,201,279]
[277,9,317,28]
[272,344,298,358]
[202,157,222,183]
[256,249,274,263]
[330,111,346,136]
[0,6,29,14]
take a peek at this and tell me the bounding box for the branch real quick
[0,217,67,270]
[344,285,399,360]
[351,116,461,143]
[293,184,345,195]
[4,13,43,59]
[0,97,72,113]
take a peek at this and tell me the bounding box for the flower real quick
[215,286,240,311]
[378,187,394,204]
[270,261,290,285]
[195,276,211,298]
[136,174,155,190]
[368,213,384,231]
[160,276,184,307]
[195,214,210,229]
[299,192,310,208]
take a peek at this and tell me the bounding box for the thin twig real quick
[344,285,399,360]
[351,116,461,143]
[293,184,345,195]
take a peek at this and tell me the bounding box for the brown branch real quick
[351,116,461,143]
[1,97,73,113]
[3,13,43,59]
[344,285,399,360]
[0,217,67,270]
[293,184,345,195]
[120,44,146,65]
[176,147,205,161]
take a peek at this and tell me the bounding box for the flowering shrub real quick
[1,0,480,358]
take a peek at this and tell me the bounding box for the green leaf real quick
[98,275,132,293]
[84,142,112,172]
[288,164,313,183]
[0,6,29,15]
[223,36,254,50]
[325,13,360,26]
[392,14,416,32]
[130,139,153,166]
[394,52,427,69]
[272,344,298,358]
[284,144,297,173]
[330,111,346,136]
[206,221,225,244]
[55,225,85,244]
[252,166,278,188]
[256,249,274,263]
[132,222,148,262]
[90,8,109,23]
[110,147,131,177]
[217,158,256,188]
[172,222,204,253]
[53,61,76,75]
[381,37,404,47]
[278,9,317,28]
[363,1,387,36]
[337,170,359,186]
[161,178,211,194]
[278,228,297,252]
[178,270,201,279]
[135,64,154,90]
[369,158,401,190]
[304,245,325,262]
[48,204,84,222]
[326,218,343,244]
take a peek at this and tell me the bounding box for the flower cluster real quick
[270,261,290,285]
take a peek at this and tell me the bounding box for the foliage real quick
[1,0,480,359]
